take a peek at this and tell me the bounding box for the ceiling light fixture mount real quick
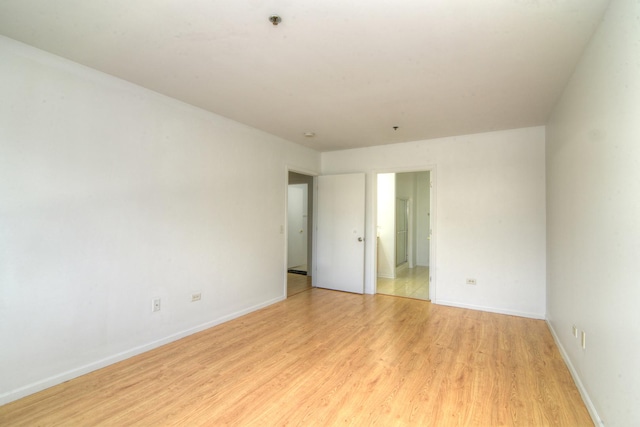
[269,15,282,26]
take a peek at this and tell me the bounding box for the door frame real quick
[284,165,437,301]
[372,166,437,302]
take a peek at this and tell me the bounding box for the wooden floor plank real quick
[0,289,592,426]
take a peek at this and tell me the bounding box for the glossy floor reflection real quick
[377,265,429,300]
[287,273,312,297]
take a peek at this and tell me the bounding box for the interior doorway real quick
[287,171,313,297]
[376,171,431,301]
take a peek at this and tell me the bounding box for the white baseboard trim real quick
[434,299,545,320]
[395,263,409,274]
[0,295,285,406]
[545,320,603,427]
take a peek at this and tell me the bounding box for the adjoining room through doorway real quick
[376,171,431,301]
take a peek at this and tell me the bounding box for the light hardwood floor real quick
[0,289,592,426]
[287,272,312,297]
[377,265,430,300]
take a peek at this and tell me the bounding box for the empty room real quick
[1,0,638,425]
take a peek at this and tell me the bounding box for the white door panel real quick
[315,173,365,294]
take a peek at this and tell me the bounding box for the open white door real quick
[315,173,365,294]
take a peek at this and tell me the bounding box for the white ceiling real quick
[0,0,610,152]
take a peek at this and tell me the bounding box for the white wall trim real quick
[546,320,604,427]
[396,261,409,274]
[0,296,285,406]
[286,165,319,178]
[435,299,545,320]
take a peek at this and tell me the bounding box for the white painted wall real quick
[322,127,546,318]
[546,0,640,425]
[395,172,415,200]
[416,171,430,266]
[395,173,414,268]
[376,173,395,278]
[0,36,320,404]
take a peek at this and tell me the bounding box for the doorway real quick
[376,171,431,301]
[287,171,313,297]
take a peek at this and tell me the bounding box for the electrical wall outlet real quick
[466,278,477,285]
[152,298,161,312]
[191,292,202,302]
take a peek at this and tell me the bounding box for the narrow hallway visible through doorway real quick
[287,171,314,298]
[377,170,431,301]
